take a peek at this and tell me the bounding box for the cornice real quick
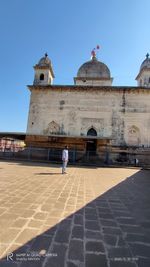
[27,84,150,92]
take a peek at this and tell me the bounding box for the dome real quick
[77,56,111,79]
[38,53,51,67]
[140,53,150,71]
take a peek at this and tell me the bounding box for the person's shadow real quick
[35,172,62,175]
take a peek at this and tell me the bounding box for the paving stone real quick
[97,207,111,213]
[85,208,97,216]
[1,162,150,267]
[28,219,43,228]
[95,202,109,208]
[108,247,133,258]
[41,204,54,212]
[98,212,114,219]
[58,219,72,230]
[85,230,103,240]
[108,199,121,203]
[44,243,67,267]
[71,226,84,239]
[109,260,137,267]
[120,225,143,234]
[140,221,150,228]
[113,211,132,217]
[85,213,98,221]
[11,218,28,228]
[66,214,74,220]
[100,219,118,227]
[85,220,100,231]
[129,243,150,258]
[44,216,59,226]
[0,228,20,243]
[117,236,126,247]
[68,240,84,262]
[86,241,105,253]
[109,204,125,210]
[103,234,117,246]
[34,212,48,220]
[74,210,84,216]
[102,227,122,235]
[0,212,19,221]
[117,218,138,225]
[67,261,79,267]
[54,229,70,243]
[14,228,39,244]
[21,209,36,218]
[48,209,63,217]
[20,259,44,267]
[137,257,150,267]
[74,214,83,225]
[86,203,96,208]
[85,253,108,267]
[0,261,20,266]
[95,199,107,205]
[125,233,150,244]
[144,213,150,220]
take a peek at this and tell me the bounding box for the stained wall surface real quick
[26,86,150,147]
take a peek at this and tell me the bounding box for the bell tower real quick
[33,53,55,85]
[136,53,150,87]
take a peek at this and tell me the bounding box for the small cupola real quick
[136,53,150,87]
[33,53,55,85]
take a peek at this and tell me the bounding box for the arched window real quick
[87,128,97,136]
[46,121,60,134]
[128,126,140,146]
[40,73,44,80]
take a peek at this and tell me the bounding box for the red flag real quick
[91,50,96,57]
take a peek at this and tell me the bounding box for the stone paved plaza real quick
[0,160,150,267]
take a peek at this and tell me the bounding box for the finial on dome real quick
[45,53,48,58]
[91,49,96,59]
[91,45,100,60]
[146,53,149,59]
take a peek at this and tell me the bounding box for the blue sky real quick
[0,0,150,132]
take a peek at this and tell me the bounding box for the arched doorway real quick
[86,128,97,154]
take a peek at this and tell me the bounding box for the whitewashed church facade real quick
[25,51,150,164]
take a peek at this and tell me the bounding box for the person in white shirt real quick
[62,145,69,174]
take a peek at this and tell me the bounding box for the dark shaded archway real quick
[87,128,97,136]
[86,140,97,153]
[86,128,97,154]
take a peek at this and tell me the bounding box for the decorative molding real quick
[43,121,60,135]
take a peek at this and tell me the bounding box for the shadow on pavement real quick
[0,170,150,267]
[0,158,141,170]
[35,173,63,176]
[2,159,99,169]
